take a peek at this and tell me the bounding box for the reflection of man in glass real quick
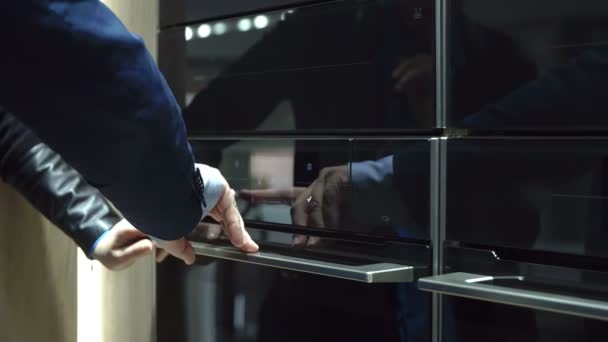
[223,0,608,242]
[183,1,440,341]
[181,0,608,340]
[238,43,608,342]
[184,0,435,132]
[244,30,608,342]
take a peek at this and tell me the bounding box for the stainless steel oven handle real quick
[418,272,608,321]
[191,241,415,283]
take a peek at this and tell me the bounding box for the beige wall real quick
[101,0,158,55]
[82,1,159,342]
[0,182,78,342]
[0,1,159,342]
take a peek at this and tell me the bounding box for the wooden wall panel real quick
[81,1,159,342]
[0,182,77,342]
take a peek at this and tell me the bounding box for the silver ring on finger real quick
[305,197,320,214]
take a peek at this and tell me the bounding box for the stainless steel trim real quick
[430,137,448,342]
[433,0,448,335]
[188,135,440,141]
[191,241,415,283]
[435,0,447,128]
[430,138,442,342]
[419,272,608,321]
[430,138,441,276]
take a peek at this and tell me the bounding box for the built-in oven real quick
[157,137,437,342]
[445,0,608,133]
[158,0,436,134]
[158,0,608,340]
[419,138,608,341]
[416,0,608,338]
[157,0,439,338]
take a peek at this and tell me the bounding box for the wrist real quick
[195,163,225,220]
[87,228,113,259]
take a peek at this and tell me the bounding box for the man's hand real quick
[240,165,350,247]
[92,218,155,270]
[392,53,434,125]
[209,188,259,253]
[153,238,197,265]
[156,168,259,263]
[155,223,220,263]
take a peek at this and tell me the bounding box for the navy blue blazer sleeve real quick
[0,1,202,240]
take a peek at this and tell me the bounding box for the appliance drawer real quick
[447,0,608,132]
[191,138,433,241]
[418,246,608,341]
[445,137,608,258]
[158,227,432,342]
[158,0,436,133]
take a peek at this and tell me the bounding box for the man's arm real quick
[0,110,159,270]
[0,110,119,252]
[0,1,201,240]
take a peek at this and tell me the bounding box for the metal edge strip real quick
[420,273,608,321]
[191,241,415,283]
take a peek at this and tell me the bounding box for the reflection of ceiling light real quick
[197,24,211,38]
[213,22,227,35]
[185,26,193,41]
[237,18,252,32]
[254,15,269,29]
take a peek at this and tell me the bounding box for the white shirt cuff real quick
[149,163,225,243]
[195,163,224,220]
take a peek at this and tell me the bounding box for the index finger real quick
[215,189,259,252]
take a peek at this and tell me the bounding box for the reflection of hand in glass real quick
[392,53,434,125]
[240,165,351,247]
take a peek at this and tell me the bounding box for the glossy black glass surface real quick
[446,138,608,259]
[158,0,435,133]
[447,0,608,132]
[158,228,431,342]
[159,0,323,28]
[443,297,608,342]
[191,138,431,240]
[442,246,608,342]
